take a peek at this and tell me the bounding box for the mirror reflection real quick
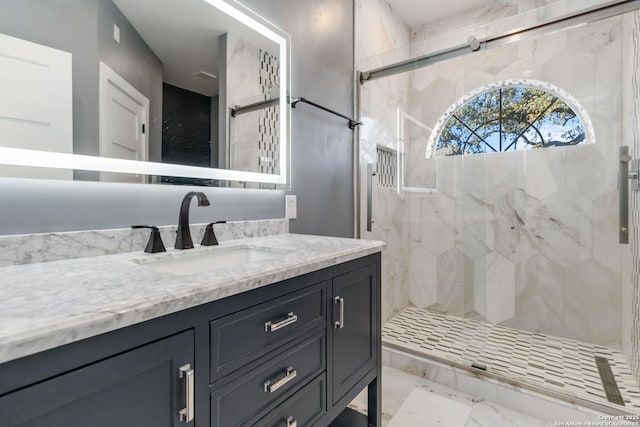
[0,0,285,184]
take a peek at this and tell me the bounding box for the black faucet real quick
[201,221,226,246]
[175,192,210,250]
[131,225,166,253]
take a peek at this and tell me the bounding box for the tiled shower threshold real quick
[382,307,640,416]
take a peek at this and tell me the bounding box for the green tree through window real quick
[434,86,586,157]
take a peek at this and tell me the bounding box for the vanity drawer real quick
[210,332,325,427]
[253,373,326,427]
[210,281,325,382]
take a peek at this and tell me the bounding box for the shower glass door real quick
[359,2,639,413]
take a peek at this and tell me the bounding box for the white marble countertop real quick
[0,233,384,365]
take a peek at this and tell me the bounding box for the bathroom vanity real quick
[0,234,383,426]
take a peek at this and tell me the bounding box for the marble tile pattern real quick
[383,308,640,412]
[0,233,383,364]
[387,387,472,427]
[349,366,551,427]
[226,33,264,179]
[403,15,627,348]
[380,353,617,426]
[0,218,289,267]
[357,0,630,347]
[357,0,412,325]
[629,11,640,389]
[367,187,411,325]
[410,0,610,59]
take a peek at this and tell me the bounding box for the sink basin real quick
[131,246,285,276]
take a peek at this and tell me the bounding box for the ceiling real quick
[386,0,490,29]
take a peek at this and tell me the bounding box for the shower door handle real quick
[619,146,638,244]
[366,163,376,232]
[629,158,640,190]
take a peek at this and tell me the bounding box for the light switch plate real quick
[285,195,297,219]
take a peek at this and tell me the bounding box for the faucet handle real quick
[201,221,226,246]
[132,225,166,253]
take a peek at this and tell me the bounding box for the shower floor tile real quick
[382,307,640,412]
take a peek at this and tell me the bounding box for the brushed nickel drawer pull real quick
[179,364,194,423]
[334,296,345,329]
[264,366,297,393]
[265,312,298,332]
[284,415,298,427]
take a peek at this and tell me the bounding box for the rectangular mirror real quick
[0,0,289,186]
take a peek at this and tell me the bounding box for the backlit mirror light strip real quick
[0,147,286,184]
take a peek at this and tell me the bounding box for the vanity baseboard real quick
[0,252,381,427]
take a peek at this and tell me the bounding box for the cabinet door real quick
[0,330,194,427]
[330,264,378,404]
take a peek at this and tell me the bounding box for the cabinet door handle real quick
[334,296,345,329]
[264,366,297,393]
[179,364,194,423]
[265,312,298,332]
[284,415,298,427]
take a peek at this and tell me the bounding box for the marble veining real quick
[357,0,630,349]
[0,218,288,267]
[387,387,472,427]
[349,365,550,427]
[629,10,640,389]
[0,233,384,364]
[382,348,636,425]
[402,15,626,348]
[356,0,412,325]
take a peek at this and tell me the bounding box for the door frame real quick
[98,61,149,180]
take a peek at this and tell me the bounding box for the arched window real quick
[427,80,594,158]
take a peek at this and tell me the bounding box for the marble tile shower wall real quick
[628,11,640,387]
[356,0,412,324]
[226,34,262,178]
[406,17,626,349]
[409,0,610,58]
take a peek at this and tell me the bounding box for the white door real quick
[99,62,149,183]
[0,32,73,180]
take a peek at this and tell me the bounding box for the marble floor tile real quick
[351,366,550,426]
[466,400,547,427]
[349,365,433,424]
[380,365,434,417]
[387,387,473,427]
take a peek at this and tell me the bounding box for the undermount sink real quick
[131,246,286,276]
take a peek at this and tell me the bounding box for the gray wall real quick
[0,0,355,237]
[97,0,164,162]
[0,178,282,235]
[239,0,356,238]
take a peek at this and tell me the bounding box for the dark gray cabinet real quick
[331,264,377,405]
[210,332,325,427]
[0,253,381,427]
[255,373,326,427]
[0,330,194,427]
[209,281,326,383]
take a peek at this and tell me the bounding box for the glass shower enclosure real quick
[357,0,640,414]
